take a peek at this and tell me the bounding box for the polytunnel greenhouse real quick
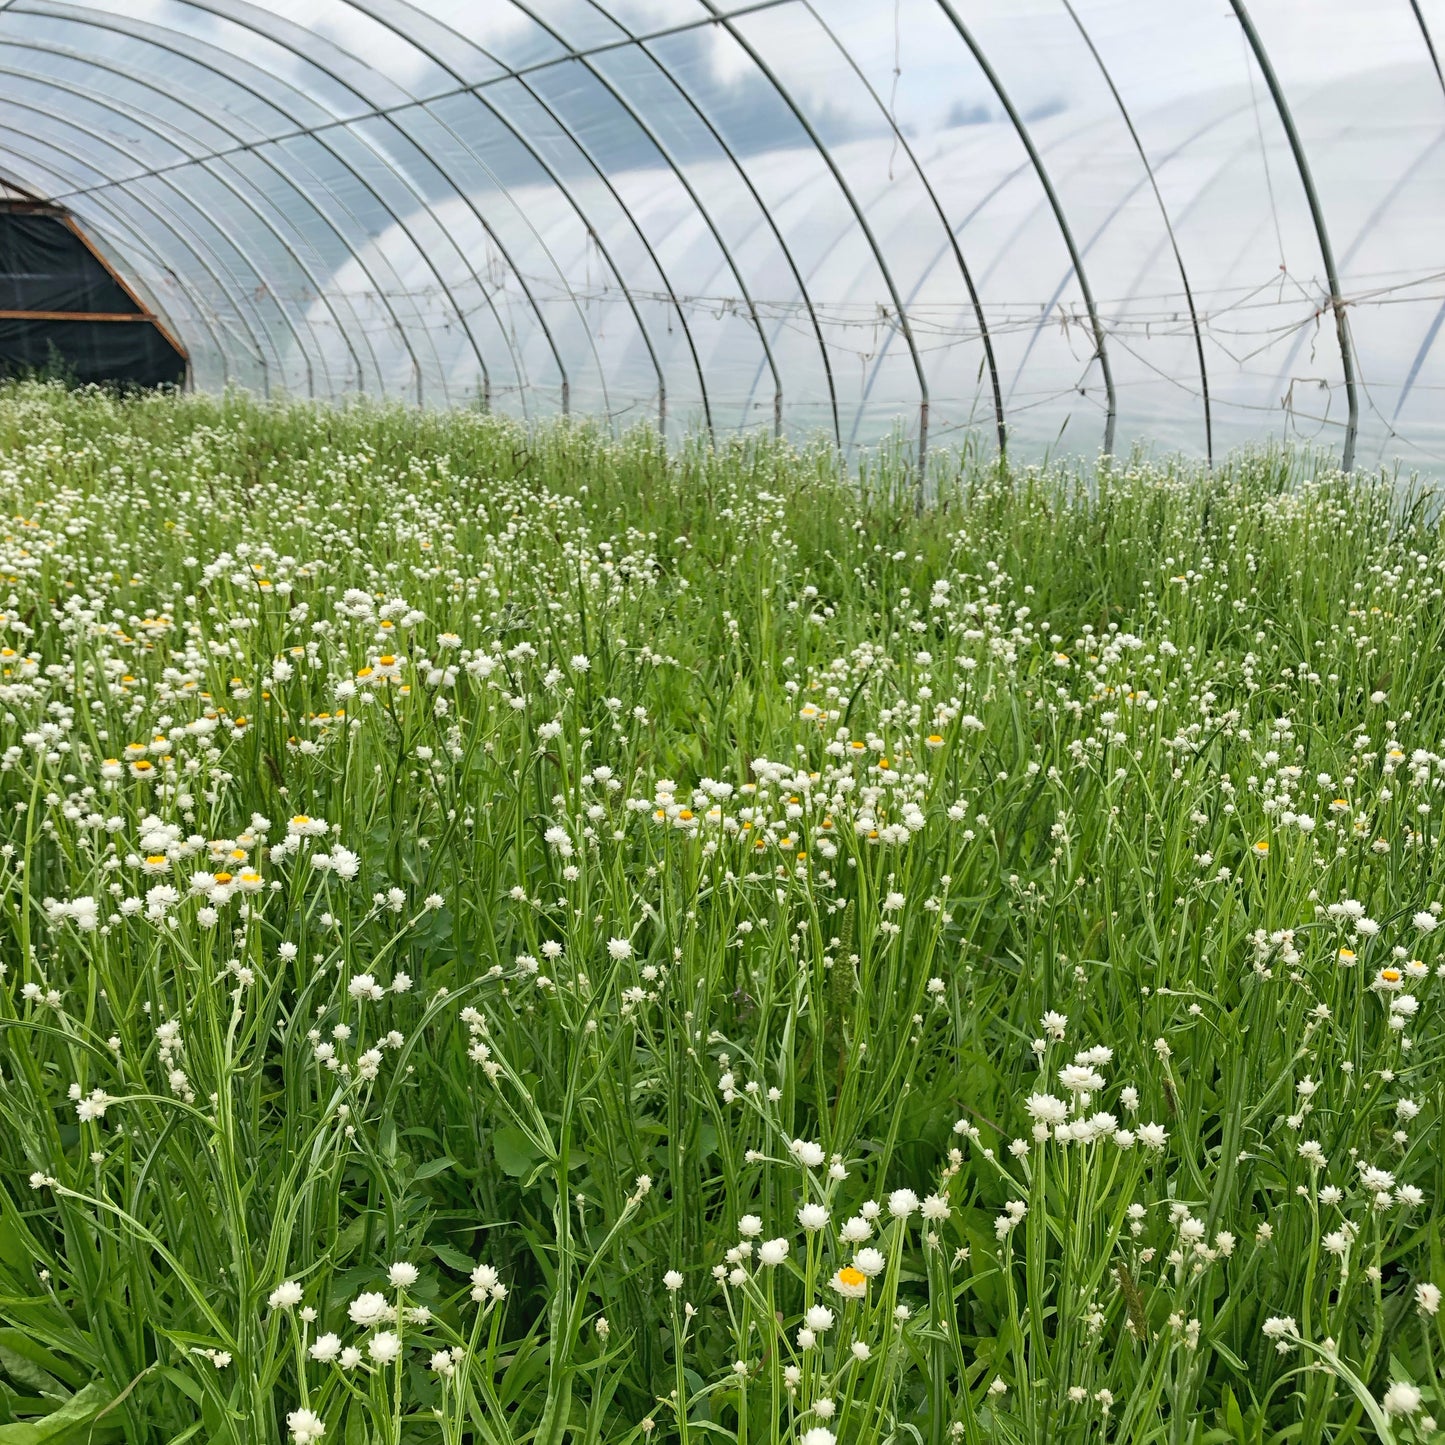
[1,0,1443,469]
[10,7,1445,1445]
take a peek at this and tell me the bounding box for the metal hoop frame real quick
[0,0,1440,472]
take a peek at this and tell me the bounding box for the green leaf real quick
[0,1382,115,1443]
[413,1156,455,1181]
[430,1243,475,1273]
[0,1341,80,1396]
[493,1128,545,1181]
[1212,1339,1248,1373]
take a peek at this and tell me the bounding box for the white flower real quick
[921,1193,950,1221]
[1416,1283,1441,1315]
[790,1139,826,1168]
[758,1238,790,1266]
[664,1270,684,1291]
[839,1216,872,1243]
[367,1331,402,1364]
[804,1305,834,1332]
[1414,911,1438,933]
[800,1429,836,1445]
[1025,1093,1069,1126]
[852,1247,886,1278]
[388,1262,418,1289]
[329,847,360,880]
[607,938,632,960]
[737,1214,763,1238]
[797,1202,829,1231]
[309,1333,341,1362]
[887,1188,919,1219]
[348,1292,390,1328]
[1262,1316,1298,1353]
[268,1280,304,1310]
[1137,1123,1168,1151]
[1059,1065,1105,1095]
[287,1407,327,1442]
[1383,1381,1421,1416]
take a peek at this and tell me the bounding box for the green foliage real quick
[0,381,1438,1443]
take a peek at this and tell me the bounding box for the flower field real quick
[0,384,1443,1444]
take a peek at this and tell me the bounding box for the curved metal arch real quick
[0,91,390,401]
[14,15,498,408]
[228,5,672,430]
[982,104,1249,440]
[20,0,797,203]
[1411,0,1445,100]
[327,3,629,422]
[1060,0,1213,465]
[830,101,1131,454]
[1270,121,1445,403]
[0,28,447,397]
[459,60,714,435]
[109,0,493,409]
[506,0,784,437]
[933,0,1117,458]
[402,104,664,437]
[177,0,678,427]
[58,0,490,408]
[709,154,873,438]
[5,0,775,431]
[397,94,665,432]
[393,105,584,418]
[0,148,239,387]
[31,20,441,404]
[626,21,842,446]
[0,110,289,388]
[0,121,272,391]
[697,1,932,484]
[0,56,375,397]
[1229,0,1359,472]
[5,5,447,404]
[800,1,1006,459]
[845,98,1216,458]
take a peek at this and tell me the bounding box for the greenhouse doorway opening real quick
[0,180,186,389]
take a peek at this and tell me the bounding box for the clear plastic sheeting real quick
[0,0,1442,470]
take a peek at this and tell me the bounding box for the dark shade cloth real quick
[0,317,186,387]
[0,209,185,387]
